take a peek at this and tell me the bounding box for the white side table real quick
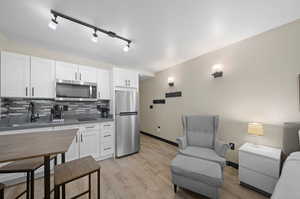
[239,143,281,195]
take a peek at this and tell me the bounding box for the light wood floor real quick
[4,134,268,199]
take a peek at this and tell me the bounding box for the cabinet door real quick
[113,68,127,87]
[53,125,80,161]
[97,69,111,99]
[79,124,100,159]
[30,56,55,98]
[66,133,80,161]
[55,61,78,81]
[78,65,97,83]
[1,51,30,97]
[127,71,139,89]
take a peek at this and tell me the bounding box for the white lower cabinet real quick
[79,124,100,159]
[0,122,114,184]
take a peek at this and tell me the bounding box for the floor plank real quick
[3,134,268,199]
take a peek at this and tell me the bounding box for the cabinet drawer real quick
[239,166,278,194]
[102,133,113,143]
[239,151,280,178]
[101,142,113,156]
[83,124,99,131]
[100,122,113,131]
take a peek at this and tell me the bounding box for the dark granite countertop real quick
[0,115,114,132]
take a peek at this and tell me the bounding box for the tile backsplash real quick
[0,98,110,119]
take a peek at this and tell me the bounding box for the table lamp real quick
[248,123,264,146]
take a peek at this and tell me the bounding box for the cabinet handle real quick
[80,72,82,81]
[32,87,34,97]
[104,147,111,151]
[98,92,100,98]
[75,135,78,143]
[103,124,111,127]
[26,87,28,96]
[104,135,111,137]
[128,80,130,87]
[81,134,83,142]
[86,126,95,129]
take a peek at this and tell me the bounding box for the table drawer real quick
[101,142,113,156]
[239,151,280,178]
[239,166,278,194]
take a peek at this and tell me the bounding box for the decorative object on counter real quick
[165,91,182,98]
[211,64,224,78]
[97,106,110,118]
[49,9,132,52]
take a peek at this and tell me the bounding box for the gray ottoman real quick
[171,154,223,199]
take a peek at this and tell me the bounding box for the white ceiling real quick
[0,0,300,73]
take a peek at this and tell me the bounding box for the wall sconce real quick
[211,64,223,78]
[168,77,175,87]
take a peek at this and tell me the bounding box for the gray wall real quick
[140,19,300,163]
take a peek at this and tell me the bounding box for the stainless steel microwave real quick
[56,80,97,101]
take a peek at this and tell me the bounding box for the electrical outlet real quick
[229,142,235,150]
[157,126,161,132]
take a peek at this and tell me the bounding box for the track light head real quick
[48,16,58,30]
[91,30,98,43]
[123,43,130,52]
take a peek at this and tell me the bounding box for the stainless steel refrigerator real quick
[115,90,140,158]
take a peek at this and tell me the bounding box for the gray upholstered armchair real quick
[177,115,229,168]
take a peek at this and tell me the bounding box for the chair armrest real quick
[176,136,187,150]
[214,140,229,157]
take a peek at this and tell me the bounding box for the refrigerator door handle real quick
[119,112,138,116]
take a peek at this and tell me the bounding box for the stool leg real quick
[54,185,60,199]
[54,156,57,166]
[30,171,34,199]
[26,172,30,199]
[97,169,100,199]
[174,184,177,193]
[88,174,91,199]
[0,187,4,199]
[61,153,65,199]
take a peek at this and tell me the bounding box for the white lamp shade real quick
[248,123,264,136]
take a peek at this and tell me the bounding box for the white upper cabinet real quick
[30,56,55,98]
[56,62,97,83]
[113,68,139,89]
[55,61,78,81]
[78,65,97,83]
[97,69,111,99]
[1,51,30,98]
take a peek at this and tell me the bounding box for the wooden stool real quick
[0,183,4,199]
[0,155,57,199]
[54,156,100,199]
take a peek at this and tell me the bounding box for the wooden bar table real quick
[0,129,77,199]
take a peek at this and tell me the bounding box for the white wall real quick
[140,19,300,163]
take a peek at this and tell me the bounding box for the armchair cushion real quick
[179,146,226,168]
[182,115,218,149]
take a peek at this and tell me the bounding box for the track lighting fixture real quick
[48,15,58,30]
[91,30,98,43]
[123,43,130,52]
[49,10,132,50]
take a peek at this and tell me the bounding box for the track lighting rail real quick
[50,9,132,45]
